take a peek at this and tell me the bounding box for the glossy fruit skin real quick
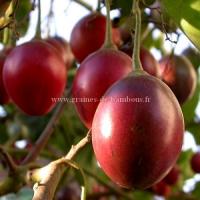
[54,36,74,69]
[3,40,66,115]
[92,72,184,189]
[152,181,171,197]
[163,165,180,185]
[120,45,159,76]
[0,50,10,104]
[70,13,121,63]
[159,55,197,104]
[72,49,132,128]
[45,38,67,63]
[191,152,200,173]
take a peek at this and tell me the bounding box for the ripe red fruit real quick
[3,40,66,115]
[163,165,180,185]
[45,38,67,63]
[120,45,159,76]
[72,49,132,128]
[53,36,74,68]
[0,50,10,104]
[92,72,184,189]
[159,55,197,104]
[152,181,171,197]
[70,13,122,63]
[191,152,200,173]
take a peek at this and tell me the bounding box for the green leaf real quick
[162,0,200,51]
[177,150,194,181]
[182,76,200,124]
[133,190,153,200]
[192,181,200,199]
[110,0,132,17]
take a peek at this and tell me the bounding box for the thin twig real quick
[73,0,93,11]
[30,130,91,200]
[0,146,17,173]
[22,90,71,165]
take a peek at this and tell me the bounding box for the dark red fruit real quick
[159,55,197,104]
[152,181,171,197]
[191,152,200,173]
[3,40,66,115]
[70,13,122,63]
[53,36,74,68]
[0,50,10,104]
[45,38,67,63]
[120,45,159,76]
[92,72,184,189]
[72,49,132,128]
[163,165,180,185]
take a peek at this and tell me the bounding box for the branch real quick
[73,0,93,11]
[0,146,17,173]
[29,130,91,200]
[22,90,71,165]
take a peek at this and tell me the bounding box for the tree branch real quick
[29,130,91,200]
[22,90,71,165]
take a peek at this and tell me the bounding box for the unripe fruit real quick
[159,55,197,104]
[92,72,184,189]
[191,152,200,173]
[3,40,67,115]
[163,165,180,185]
[120,45,159,76]
[70,13,122,63]
[72,49,132,128]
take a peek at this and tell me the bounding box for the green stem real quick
[96,0,101,12]
[132,0,143,70]
[73,0,93,11]
[35,0,41,39]
[3,27,9,45]
[103,0,115,49]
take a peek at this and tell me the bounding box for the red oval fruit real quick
[70,13,122,63]
[72,49,132,128]
[0,50,10,104]
[152,181,171,197]
[159,55,197,104]
[163,165,180,185]
[53,36,74,69]
[120,45,159,76]
[92,72,184,189]
[3,40,66,115]
[45,38,67,63]
[191,152,200,173]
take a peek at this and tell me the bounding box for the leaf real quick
[110,0,132,17]
[182,76,200,124]
[177,150,194,181]
[15,0,31,36]
[133,190,153,200]
[192,181,200,199]
[162,0,200,51]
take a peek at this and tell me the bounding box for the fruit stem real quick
[35,0,41,39]
[132,0,143,70]
[97,0,101,12]
[103,0,116,49]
